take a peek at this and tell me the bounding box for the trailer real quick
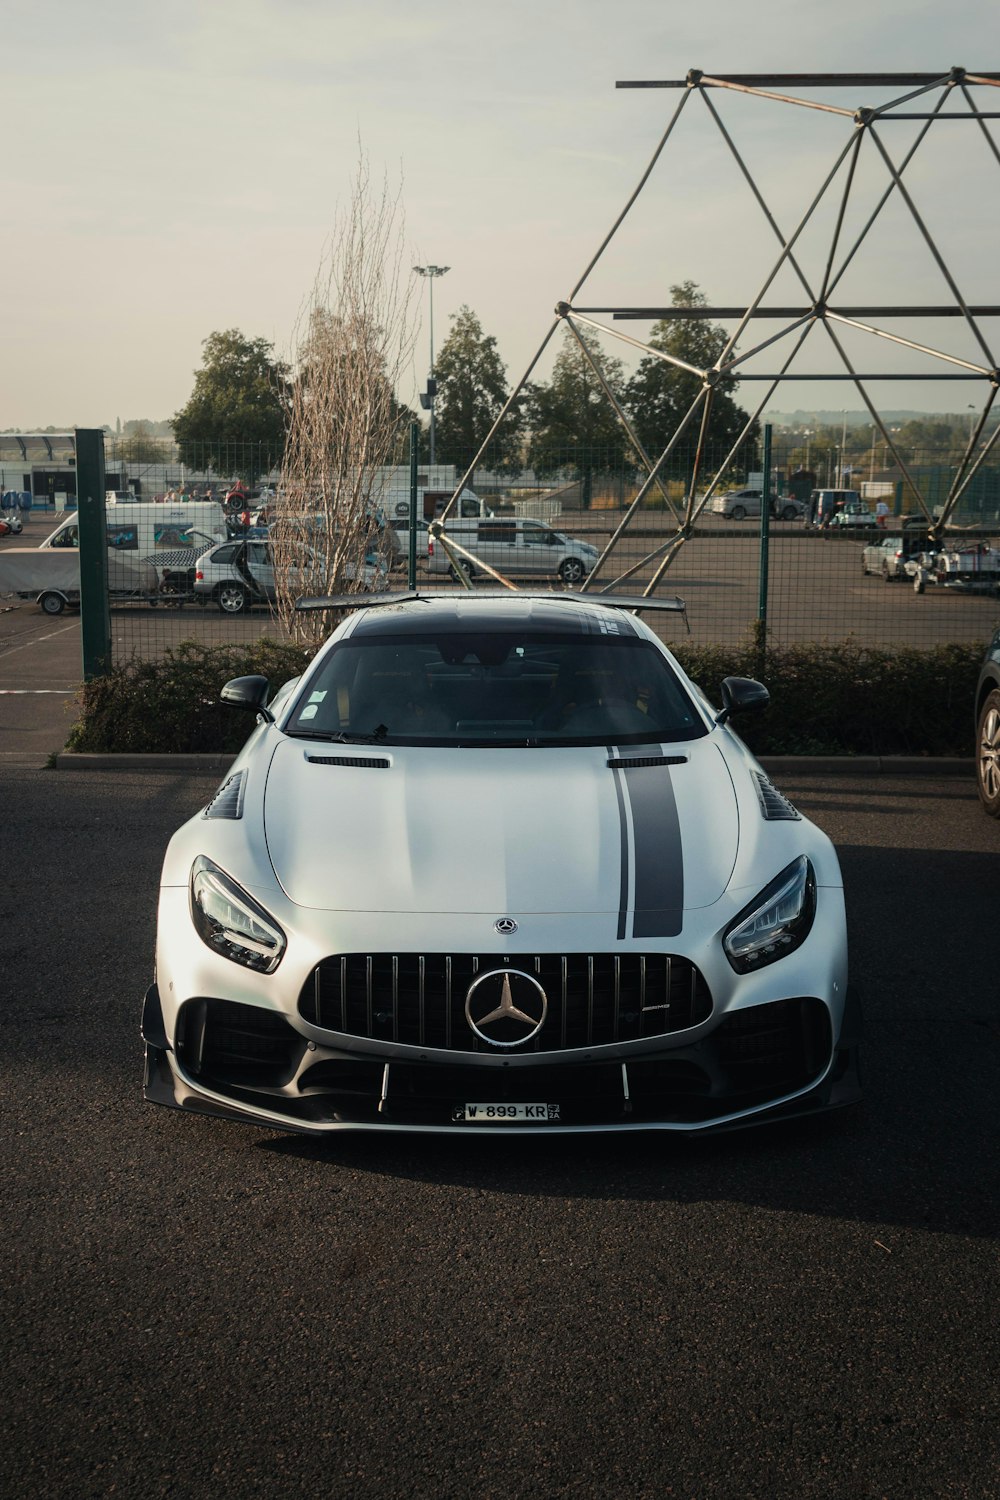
[0,547,158,614]
[906,541,1000,596]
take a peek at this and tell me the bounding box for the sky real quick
[3,0,998,431]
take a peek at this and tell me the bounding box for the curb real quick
[54,751,975,776]
[56,752,239,774]
[759,755,972,777]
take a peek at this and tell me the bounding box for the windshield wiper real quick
[285,728,388,744]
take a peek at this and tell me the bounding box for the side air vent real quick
[204,771,245,820]
[607,755,688,769]
[752,771,801,821]
[306,756,390,769]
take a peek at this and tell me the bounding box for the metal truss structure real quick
[434,68,1000,595]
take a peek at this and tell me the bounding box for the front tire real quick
[781,506,799,521]
[217,583,248,614]
[731,505,747,521]
[558,557,587,585]
[977,689,1000,816]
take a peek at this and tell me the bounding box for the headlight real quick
[723,856,816,973]
[190,856,286,973]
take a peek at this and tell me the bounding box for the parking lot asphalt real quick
[2,766,998,1499]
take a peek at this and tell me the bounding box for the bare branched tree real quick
[272,156,418,645]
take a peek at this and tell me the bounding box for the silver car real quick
[194,539,386,613]
[861,528,930,580]
[709,490,806,522]
[427,518,599,584]
[142,589,860,1137]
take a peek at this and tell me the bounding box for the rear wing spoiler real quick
[295,589,687,617]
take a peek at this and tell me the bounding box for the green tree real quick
[625,282,757,477]
[172,329,290,477]
[116,421,167,464]
[526,325,630,503]
[432,306,521,477]
[896,418,962,458]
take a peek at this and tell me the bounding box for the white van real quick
[426,517,599,585]
[40,500,227,560]
[386,488,494,524]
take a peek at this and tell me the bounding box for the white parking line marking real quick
[0,623,77,657]
[0,689,75,695]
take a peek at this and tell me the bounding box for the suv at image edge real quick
[975,631,1000,816]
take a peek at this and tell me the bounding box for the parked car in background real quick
[861,528,930,580]
[975,631,1000,817]
[426,517,599,584]
[142,589,860,1137]
[828,501,873,528]
[862,535,907,579]
[809,489,863,526]
[708,489,805,522]
[193,539,387,613]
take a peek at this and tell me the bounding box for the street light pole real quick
[840,410,848,487]
[413,264,450,467]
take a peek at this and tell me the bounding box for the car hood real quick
[263,738,740,930]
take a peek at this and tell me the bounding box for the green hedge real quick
[674,640,982,757]
[66,640,311,755]
[65,637,983,758]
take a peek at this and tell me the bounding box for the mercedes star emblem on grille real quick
[494,917,518,934]
[465,969,548,1049]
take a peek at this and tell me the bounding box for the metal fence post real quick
[757,423,772,670]
[76,428,111,680]
[408,420,419,590]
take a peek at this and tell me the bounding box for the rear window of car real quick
[285,631,707,747]
[211,544,239,564]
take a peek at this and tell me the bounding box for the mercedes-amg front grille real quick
[298,953,713,1053]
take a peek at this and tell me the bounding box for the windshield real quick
[285,631,706,746]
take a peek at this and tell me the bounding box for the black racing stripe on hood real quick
[620,757,684,939]
[610,748,631,940]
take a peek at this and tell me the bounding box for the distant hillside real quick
[762,409,984,428]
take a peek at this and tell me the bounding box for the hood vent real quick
[607,755,687,770]
[752,771,801,821]
[307,755,390,770]
[204,771,245,820]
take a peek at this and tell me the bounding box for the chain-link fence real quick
[11,434,1000,667]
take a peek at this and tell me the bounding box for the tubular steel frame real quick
[432,67,1000,594]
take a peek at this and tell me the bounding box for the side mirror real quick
[221,675,273,722]
[716,676,769,725]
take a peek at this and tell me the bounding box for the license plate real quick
[454,1102,560,1122]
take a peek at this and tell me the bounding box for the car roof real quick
[346,594,648,639]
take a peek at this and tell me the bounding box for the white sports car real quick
[143,590,860,1135]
